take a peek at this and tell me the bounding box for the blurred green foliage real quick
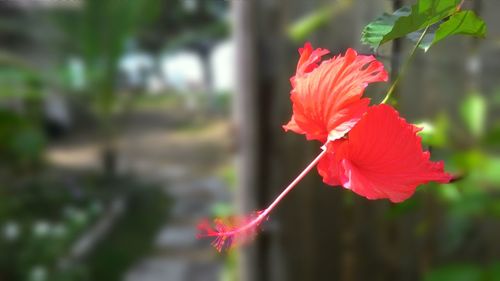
[0,175,104,280]
[416,113,449,147]
[0,0,229,280]
[0,52,45,99]
[287,0,352,42]
[52,0,162,124]
[0,111,45,170]
[406,89,500,277]
[461,93,487,138]
[85,186,170,281]
[424,262,500,281]
[0,174,170,281]
[424,263,483,281]
[0,53,46,171]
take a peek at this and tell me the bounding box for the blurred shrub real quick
[0,110,46,171]
[0,173,170,281]
[394,88,500,277]
[0,175,102,280]
[424,263,483,281]
[424,262,500,281]
[287,0,352,42]
[85,185,170,281]
[460,93,487,139]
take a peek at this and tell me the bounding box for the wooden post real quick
[233,0,259,280]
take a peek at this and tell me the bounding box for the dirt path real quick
[122,113,232,281]
[47,108,233,281]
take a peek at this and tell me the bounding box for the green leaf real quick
[406,22,441,50]
[361,0,461,49]
[415,11,487,51]
[384,0,461,43]
[460,93,487,138]
[288,7,333,42]
[432,11,486,45]
[361,6,411,48]
[288,0,352,42]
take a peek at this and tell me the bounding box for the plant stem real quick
[381,25,430,105]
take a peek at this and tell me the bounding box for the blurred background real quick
[0,0,499,280]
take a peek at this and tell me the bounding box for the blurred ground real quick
[46,97,233,281]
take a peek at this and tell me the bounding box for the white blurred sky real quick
[117,39,234,93]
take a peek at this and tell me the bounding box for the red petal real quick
[285,46,388,142]
[283,115,305,134]
[317,150,342,186]
[318,105,452,203]
[296,42,330,77]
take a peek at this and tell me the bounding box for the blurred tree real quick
[51,0,162,176]
[50,0,228,174]
[143,0,229,112]
[0,2,51,175]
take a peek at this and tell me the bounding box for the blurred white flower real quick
[33,221,50,237]
[183,0,198,12]
[29,265,47,281]
[3,221,20,241]
[64,206,88,224]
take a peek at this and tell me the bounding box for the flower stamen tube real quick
[197,144,329,252]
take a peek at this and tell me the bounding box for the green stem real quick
[381,25,430,104]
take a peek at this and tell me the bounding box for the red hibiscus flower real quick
[198,43,452,252]
[284,43,388,142]
[317,104,452,202]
